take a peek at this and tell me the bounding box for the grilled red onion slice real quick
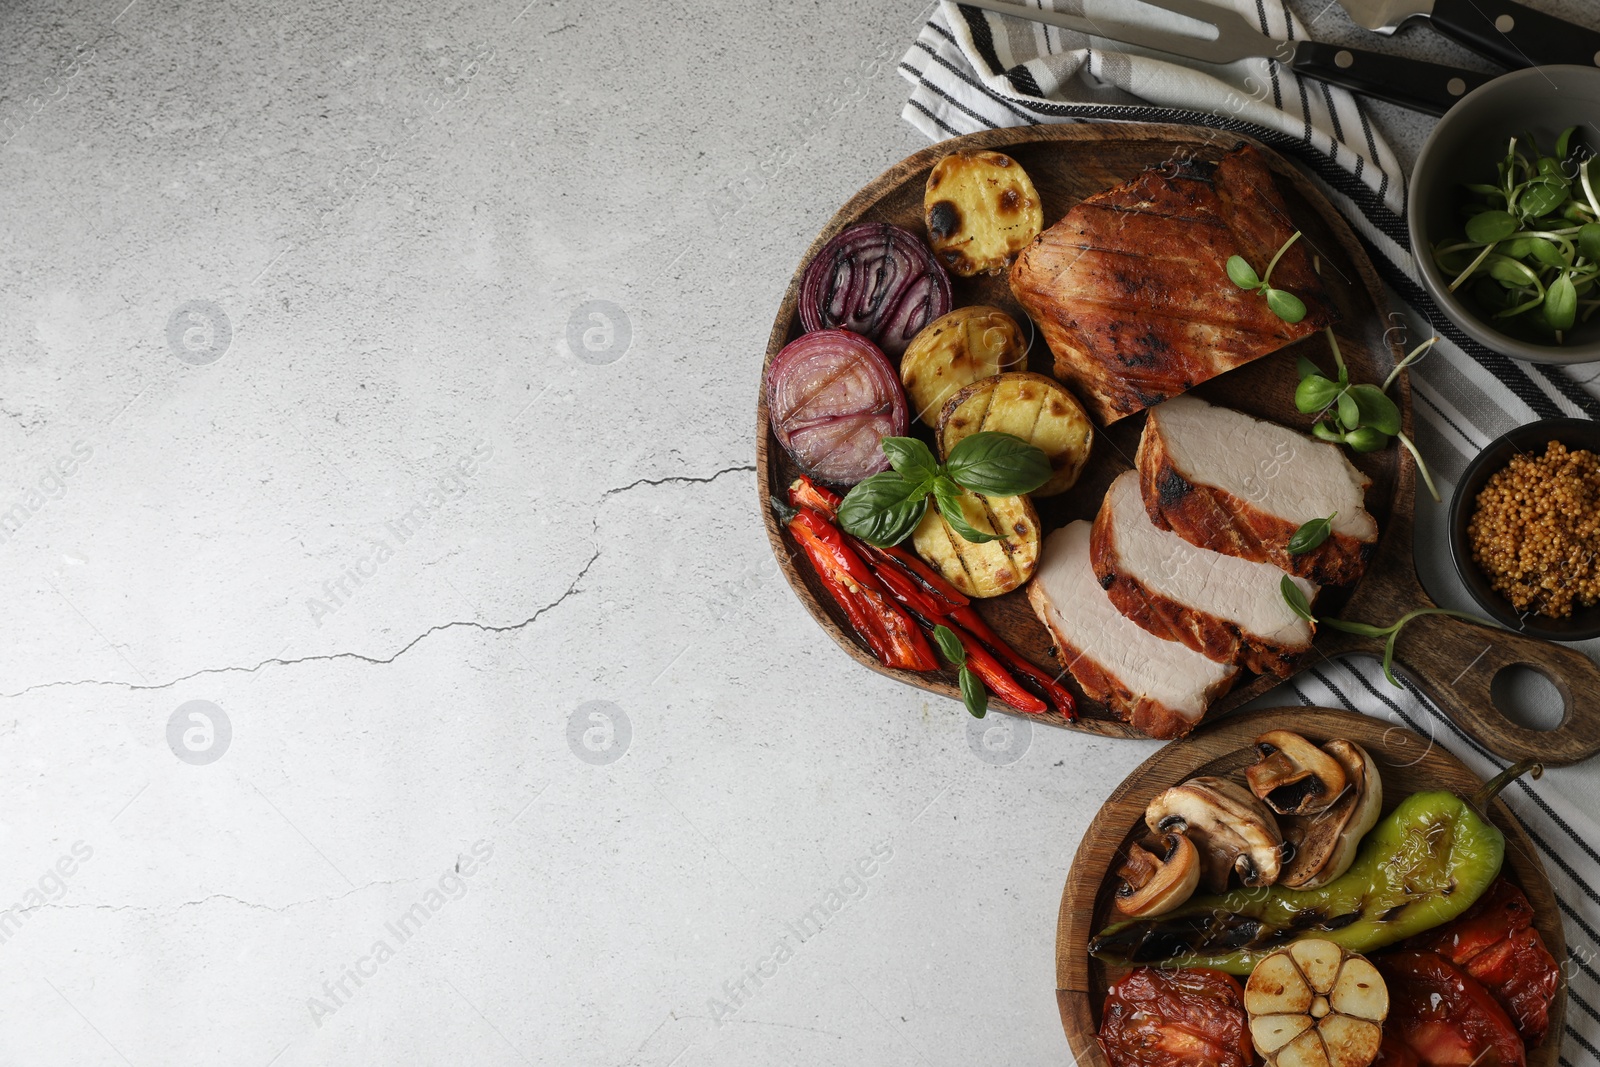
[798,222,952,357]
[766,329,908,486]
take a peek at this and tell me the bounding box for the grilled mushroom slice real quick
[1145,777,1285,892]
[1279,739,1384,890]
[1113,833,1201,918]
[1245,939,1388,1067]
[1247,730,1349,816]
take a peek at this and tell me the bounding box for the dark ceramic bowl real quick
[1410,66,1600,365]
[1449,418,1600,641]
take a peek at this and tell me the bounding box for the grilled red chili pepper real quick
[939,618,1047,713]
[1405,879,1560,1045]
[781,502,938,672]
[947,605,1076,718]
[788,475,1073,716]
[1377,950,1526,1067]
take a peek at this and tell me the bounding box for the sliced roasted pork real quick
[1138,395,1377,585]
[1028,522,1237,740]
[1008,143,1335,424]
[1092,471,1317,677]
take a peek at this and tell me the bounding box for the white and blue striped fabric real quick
[901,2,1600,1061]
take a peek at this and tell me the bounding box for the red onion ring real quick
[766,329,908,486]
[798,222,953,357]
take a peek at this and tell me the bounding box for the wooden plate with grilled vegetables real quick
[1058,707,1566,1067]
[757,123,1600,765]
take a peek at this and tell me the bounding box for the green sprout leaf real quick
[1264,288,1308,324]
[1557,125,1577,160]
[1546,272,1578,331]
[1311,421,1347,444]
[1336,390,1361,431]
[1579,223,1600,263]
[1345,426,1391,453]
[1295,374,1342,414]
[1226,255,1261,289]
[1465,209,1518,244]
[1296,356,1322,380]
[1287,514,1336,555]
[1348,384,1402,436]
[1520,180,1568,219]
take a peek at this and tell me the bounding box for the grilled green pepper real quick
[1089,759,1539,975]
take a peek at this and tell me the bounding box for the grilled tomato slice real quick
[1098,966,1253,1067]
[1377,951,1525,1067]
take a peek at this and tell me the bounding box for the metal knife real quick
[1339,0,1600,70]
[955,0,1496,115]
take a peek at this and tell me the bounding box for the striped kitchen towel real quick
[901,2,1600,1061]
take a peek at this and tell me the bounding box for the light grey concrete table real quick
[1,0,1595,1064]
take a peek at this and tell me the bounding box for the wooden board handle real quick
[1388,612,1600,765]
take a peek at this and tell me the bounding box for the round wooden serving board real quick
[1055,707,1566,1067]
[757,123,1600,765]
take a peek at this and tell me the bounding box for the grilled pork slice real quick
[1008,143,1335,424]
[1139,395,1378,585]
[1029,522,1237,740]
[1093,471,1318,677]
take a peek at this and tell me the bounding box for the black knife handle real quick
[1430,0,1600,70]
[1289,41,1496,116]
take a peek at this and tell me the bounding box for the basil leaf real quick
[1580,224,1600,264]
[1336,390,1361,431]
[1264,288,1307,324]
[932,478,998,545]
[960,666,988,719]
[1348,384,1401,436]
[1287,513,1336,555]
[1280,574,1314,622]
[1294,374,1341,413]
[932,624,965,667]
[836,471,929,548]
[1546,272,1578,331]
[1557,125,1577,160]
[880,436,940,484]
[1226,255,1260,289]
[944,431,1052,496]
[1345,426,1390,453]
[1465,209,1518,244]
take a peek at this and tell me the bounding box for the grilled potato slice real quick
[911,487,1040,598]
[938,372,1094,497]
[900,306,1026,426]
[924,150,1044,276]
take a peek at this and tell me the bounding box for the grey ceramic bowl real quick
[1448,418,1600,641]
[1410,65,1600,366]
